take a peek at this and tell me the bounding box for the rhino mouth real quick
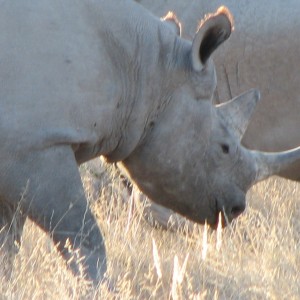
[210,210,227,229]
[213,208,245,229]
[210,198,230,229]
[211,193,246,229]
[204,197,220,229]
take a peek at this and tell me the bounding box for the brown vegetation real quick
[1,159,299,299]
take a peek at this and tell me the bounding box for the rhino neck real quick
[99,2,180,162]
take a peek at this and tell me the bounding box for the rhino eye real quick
[221,143,230,154]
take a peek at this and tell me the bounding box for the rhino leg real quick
[0,201,26,280]
[3,146,106,285]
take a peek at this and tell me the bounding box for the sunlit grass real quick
[1,158,300,299]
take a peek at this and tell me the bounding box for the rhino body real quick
[1,0,300,285]
[139,0,300,181]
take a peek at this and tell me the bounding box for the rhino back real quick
[0,1,112,151]
[0,0,171,161]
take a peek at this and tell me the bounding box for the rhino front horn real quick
[253,147,300,182]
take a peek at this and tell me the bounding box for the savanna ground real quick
[0,158,299,299]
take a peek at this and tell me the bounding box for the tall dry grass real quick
[1,159,300,299]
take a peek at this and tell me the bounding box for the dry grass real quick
[1,159,300,299]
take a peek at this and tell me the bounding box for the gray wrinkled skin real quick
[1,0,300,286]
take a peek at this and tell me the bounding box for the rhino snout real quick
[229,201,246,219]
[216,192,246,226]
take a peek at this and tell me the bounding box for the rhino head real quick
[118,7,300,228]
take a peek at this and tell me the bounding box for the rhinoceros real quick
[139,0,300,181]
[1,0,300,285]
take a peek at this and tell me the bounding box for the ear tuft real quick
[161,11,182,36]
[198,6,234,32]
[215,6,234,30]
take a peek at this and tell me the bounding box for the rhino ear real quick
[191,6,233,71]
[161,11,182,36]
[216,89,261,140]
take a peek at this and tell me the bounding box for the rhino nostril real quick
[230,204,245,218]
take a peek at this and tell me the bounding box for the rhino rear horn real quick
[216,89,261,140]
[191,6,233,71]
